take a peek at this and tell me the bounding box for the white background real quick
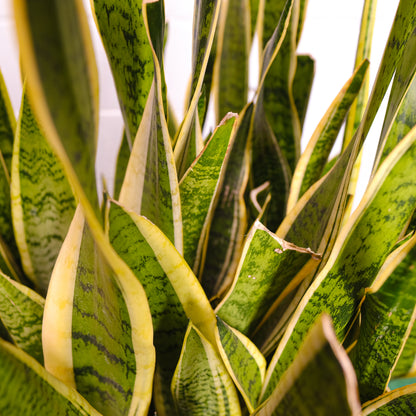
[0,0,400,205]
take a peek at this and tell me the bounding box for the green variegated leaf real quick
[376,31,416,168]
[119,79,182,250]
[249,0,294,231]
[262,0,301,171]
[180,113,237,275]
[0,271,44,364]
[0,338,102,415]
[201,104,253,299]
[11,92,76,294]
[292,54,314,129]
[342,0,377,148]
[394,321,416,379]
[91,0,154,145]
[119,4,182,252]
[250,0,260,39]
[171,324,241,416]
[253,315,361,416]
[349,232,416,402]
[216,221,319,336]
[288,59,369,210]
[174,0,222,178]
[14,0,100,212]
[214,0,250,122]
[216,316,266,411]
[107,200,188,415]
[43,206,155,416]
[362,384,416,415]
[260,124,416,403]
[112,207,218,345]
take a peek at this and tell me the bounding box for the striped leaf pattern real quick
[349,233,416,402]
[14,0,100,211]
[43,207,155,416]
[107,200,188,415]
[173,0,221,178]
[0,271,44,364]
[92,0,154,144]
[11,92,76,294]
[0,339,101,415]
[214,0,250,122]
[216,316,266,411]
[171,324,241,416]
[180,114,237,274]
[201,104,253,298]
[288,59,369,210]
[119,3,182,252]
[216,221,318,336]
[261,124,416,403]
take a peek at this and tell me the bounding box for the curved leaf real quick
[180,113,237,275]
[261,124,416,403]
[171,324,241,416]
[0,338,102,415]
[11,91,76,294]
[43,206,155,416]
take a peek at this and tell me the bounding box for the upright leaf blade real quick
[261,124,416,403]
[14,0,99,211]
[180,114,237,275]
[43,206,155,416]
[171,324,241,416]
[11,91,76,294]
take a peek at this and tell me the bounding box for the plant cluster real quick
[1,0,416,414]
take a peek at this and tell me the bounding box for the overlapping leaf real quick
[0,339,101,415]
[287,59,368,211]
[0,271,44,364]
[171,324,241,416]
[107,200,188,415]
[216,221,318,336]
[349,232,416,402]
[261,123,416,403]
[11,91,76,294]
[180,114,237,275]
[201,104,253,298]
[43,207,155,416]
[253,315,361,416]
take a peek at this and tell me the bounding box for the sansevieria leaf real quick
[43,206,155,416]
[350,232,416,401]
[0,271,44,364]
[261,123,416,403]
[362,384,416,415]
[287,59,369,210]
[11,91,76,294]
[119,2,182,252]
[253,315,361,416]
[171,323,241,416]
[91,0,154,145]
[174,0,222,177]
[216,316,266,412]
[216,220,318,336]
[180,113,237,275]
[201,103,254,298]
[107,200,189,415]
[0,338,101,415]
[14,0,100,212]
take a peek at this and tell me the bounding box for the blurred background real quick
[0,0,399,204]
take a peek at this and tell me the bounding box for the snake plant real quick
[1,0,416,414]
